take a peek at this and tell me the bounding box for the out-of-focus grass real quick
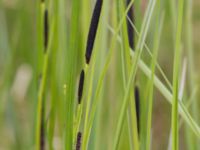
[0,0,200,150]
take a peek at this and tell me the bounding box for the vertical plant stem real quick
[82,1,138,149]
[185,0,198,149]
[109,22,200,141]
[64,0,80,149]
[81,1,103,150]
[145,7,163,150]
[35,1,46,149]
[48,1,59,149]
[119,0,139,149]
[171,0,184,149]
[116,0,136,149]
[113,0,156,149]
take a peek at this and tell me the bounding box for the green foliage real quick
[1,0,200,149]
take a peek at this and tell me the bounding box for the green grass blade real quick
[125,18,173,91]
[110,21,200,144]
[64,0,80,149]
[82,0,137,149]
[145,8,164,150]
[48,1,59,149]
[185,0,199,149]
[36,15,55,150]
[171,0,184,149]
[113,0,156,149]
[116,0,138,149]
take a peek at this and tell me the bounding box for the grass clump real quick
[1,0,200,150]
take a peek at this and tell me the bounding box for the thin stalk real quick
[35,1,47,149]
[109,22,200,142]
[84,1,139,150]
[93,1,110,148]
[146,8,163,150]
[108,21,172,92]
[113,0,156,149]
[125,18,172,91]
[36,11,55,150]
[48,1,59,149]
[171,0,184,149]
[74,105,83,145]
[167,59,187,150]
[74,71,85,142]
[80,1,103,150]
[64,0,80,149]
[185,0,199,149]
[116,0,137,149]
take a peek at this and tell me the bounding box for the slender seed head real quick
[78,70,85,104]
[44,9,48,52]
[76,132,82,150]
[126,0,135,50]
[135,86,140,133]
[85,0,103,64]
[40,99,45,150]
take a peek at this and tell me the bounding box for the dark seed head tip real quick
[134,86,139,102]
[85,0,103,64]
[40,102,45,150]
[126,0,135,50]
[78,70,85,104]
[76,132,82,150]
[134,86,140,133]
[44,9,49,52]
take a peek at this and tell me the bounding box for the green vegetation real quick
[0,0,200,149]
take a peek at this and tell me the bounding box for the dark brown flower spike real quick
[76,132,82,150]
[85,0,103,64]
[126,0,135,50]
[134,86,140,133]
[44,9,49,52]
[40,100,45,150]
[78,70,85,104]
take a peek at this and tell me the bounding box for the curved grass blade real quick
[109,16,200,143]
[126,18,172,91]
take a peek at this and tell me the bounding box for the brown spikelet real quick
[85,0,103,64]
[44,9,48,52]
[126,0,135,50]
[40,99,45,150]
[76,132,82,150]
[134,86,140,133]
[78,70,85,104]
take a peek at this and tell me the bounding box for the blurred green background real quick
[0,0,200,150]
